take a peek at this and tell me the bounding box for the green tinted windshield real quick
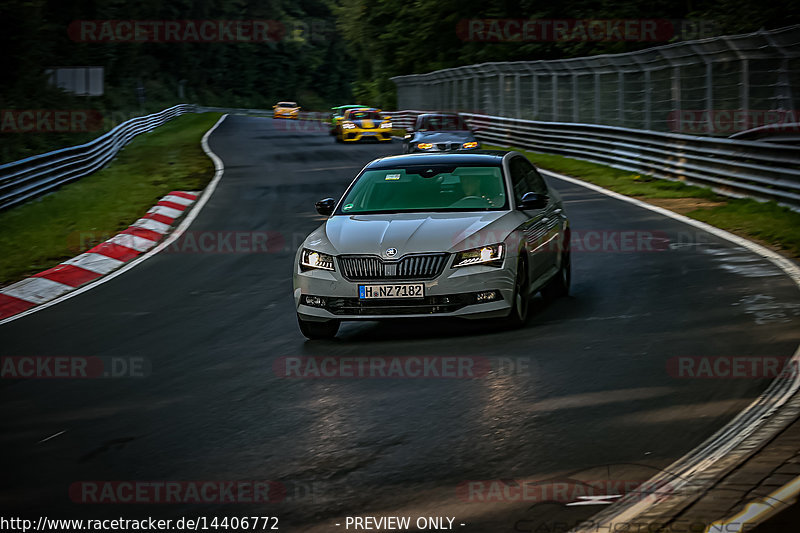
[338,166,508,214]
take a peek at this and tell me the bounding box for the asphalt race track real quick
[1,115,799,532]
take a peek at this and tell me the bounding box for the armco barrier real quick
[0,104,196,211]
[390,110,800,209]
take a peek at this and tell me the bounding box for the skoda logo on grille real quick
[385,248,398,257]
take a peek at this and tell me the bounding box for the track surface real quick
[1,116,799,531]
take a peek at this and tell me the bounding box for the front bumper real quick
[341,129,392,142]
[274,112,298,119]
[294,260,515,321]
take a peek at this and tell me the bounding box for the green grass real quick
[687,200,800,257]
[0,113,222,286]
[485,144,800,259]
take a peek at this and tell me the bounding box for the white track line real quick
[535,169,800,533]
[0,114,228,326]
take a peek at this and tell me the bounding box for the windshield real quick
[419,115,469,131]
[346,110,381,121]
[337,165,508,214]
[278,102,296,107]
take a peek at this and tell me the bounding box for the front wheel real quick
[298,316,340,340]
[541,249,571,300]
[506,258,530,328]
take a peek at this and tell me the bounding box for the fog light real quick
[476,291,499,303]
[303,295,327,307]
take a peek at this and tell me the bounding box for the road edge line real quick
[536,168,800,532]
[0,113,229,326]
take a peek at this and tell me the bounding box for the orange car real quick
[273,101,300,119]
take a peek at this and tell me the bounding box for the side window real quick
[509,158,529,203]
[526,165,548,195]
[512,157,548,197]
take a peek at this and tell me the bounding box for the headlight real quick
[452,244,504,268]
[300,249,335,271]
[342,122,356,129]
[380,122,392,129]
[417,142,434,150]
[462,141,478,149]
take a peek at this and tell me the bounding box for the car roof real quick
[332,104,365,110]
[366,150,512,169]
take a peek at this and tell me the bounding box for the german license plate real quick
[359,284,424,299]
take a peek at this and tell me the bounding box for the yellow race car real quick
[273,101,300,119]
[336,107,393,143]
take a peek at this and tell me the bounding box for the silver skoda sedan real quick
[293,150,571,339]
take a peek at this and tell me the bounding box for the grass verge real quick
[0,112,222,286]
[486,144,800,260]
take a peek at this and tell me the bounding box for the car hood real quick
[307,211,521,257]
[413,131,476,143]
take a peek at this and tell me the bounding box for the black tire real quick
[298,316,340,340]
[541,249,571,300]
[507,257,530,328]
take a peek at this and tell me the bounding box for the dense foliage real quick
[1,0,798,160]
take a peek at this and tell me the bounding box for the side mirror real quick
[315,198,336,216]
[272,105,277,109]
[518,192,548,210]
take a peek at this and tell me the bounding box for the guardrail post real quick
[552,73,558,122]
[644,69,652,131]
[594,72,601,124]
[498,72,505,116]
[572,73,579,123]
[618,71,625,126]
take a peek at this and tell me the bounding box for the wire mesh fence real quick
[391,25,800,136]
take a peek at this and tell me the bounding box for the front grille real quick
[436,143,461,151]
[338,253,448,281]
[326,293,475,316]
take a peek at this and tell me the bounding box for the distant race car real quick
[293,150,571,339]
[336,107,393,143]
[273,101,300,119]
[330,105,367,136]
[402,113,481,153]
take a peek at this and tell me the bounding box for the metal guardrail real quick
[0,104,196,211]
[390,110,800,209]
[391,26,800,136]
